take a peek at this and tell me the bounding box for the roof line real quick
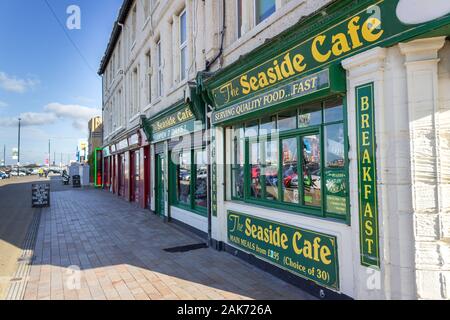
[98,0,134,75]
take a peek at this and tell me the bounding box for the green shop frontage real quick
[141,98,210,235]
[198,0,450,299]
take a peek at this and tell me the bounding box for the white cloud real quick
[0,71,40,93]
[44,103,101,129]
[0,112,57,127]
[0,100,8,107]
[0,103,99,129]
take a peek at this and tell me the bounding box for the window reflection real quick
[195,150,207,208]
[233,136,245,199]
[250,140,262,198]
[302,135,321,207]
[324,98,344,123]
[325,123,345,168]
[177,151,191,205]
[264,140,278,200]
[256,0,276,24]
[278,110,297,132]
[282,138,298,204]
[299,103,322,128]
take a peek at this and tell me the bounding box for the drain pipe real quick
[205,0,226,71]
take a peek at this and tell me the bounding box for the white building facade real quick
[100,0,450,300]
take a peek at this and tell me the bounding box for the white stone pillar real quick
[343,47,392,300]
[399,37,448,300]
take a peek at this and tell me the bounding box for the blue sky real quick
[0,0,122,165]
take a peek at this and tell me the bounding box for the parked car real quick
[0,171,8,180]
[10,170,26,177]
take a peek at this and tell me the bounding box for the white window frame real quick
[179,9,188,82]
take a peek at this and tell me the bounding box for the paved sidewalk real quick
[23,188,314,300]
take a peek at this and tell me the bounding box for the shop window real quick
[302,134,321,207]
[255,0,276,25]
[177,151,191,205]
[230,96,349,221]
[282,137,298,204]
[278,110,297,132]
[195,149,207,208]
[299,103,322,128]
[231,126,245,199]
[324,98,344,123]
[171,148,207,216]
[264,140,279,201]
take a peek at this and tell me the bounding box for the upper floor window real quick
[179,10,188,81]
[116,40,121,70]
[132,67,139,115]
[157,40,163,97]
[131,6,137,44]
[237,0,243,39]
[146,50,152,104]
[255,0,275,25]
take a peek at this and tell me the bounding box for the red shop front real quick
[107,130,150,209]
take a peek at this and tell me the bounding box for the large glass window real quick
[230,97,349,220]
[172,147,208,216]
[255,0,276,25]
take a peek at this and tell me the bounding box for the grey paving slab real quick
[22,188,315,300]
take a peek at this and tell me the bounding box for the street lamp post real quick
[17,118,21,176]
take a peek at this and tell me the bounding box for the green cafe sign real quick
[209,0,450,110]
[228,211,339,290]
[147,105,202,143]
[212,69,330,124]
[152,105,194,134]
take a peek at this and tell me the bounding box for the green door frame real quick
[155,153,166,217]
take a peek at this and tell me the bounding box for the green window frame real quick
[170,147,207,217]
[230,96,350,223]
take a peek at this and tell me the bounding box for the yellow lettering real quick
[364,202,374,218]
[312,35,331,63]
[240,76,251,95]
[347,16,363,49]
[361,114,370,129]
[332,33,351,56]
[362,18,384,42]
[363,167,372,183]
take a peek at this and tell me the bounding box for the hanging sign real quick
[356,83,380,268]
[228,211,339,290]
